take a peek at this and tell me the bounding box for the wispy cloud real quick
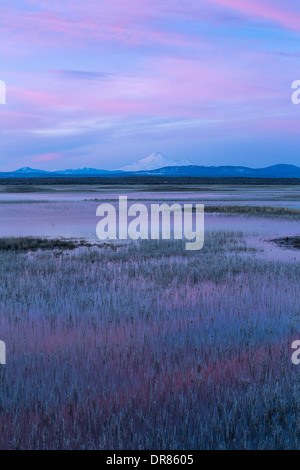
[209,0,300,33]
[52,70,113,80]
[0,1,300,170]
[34,152,61,162]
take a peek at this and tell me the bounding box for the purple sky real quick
[0,0,300,171]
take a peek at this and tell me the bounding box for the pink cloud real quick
[2,48,293,139]
[0,1,194,50]
[1,1,299,59]
[35,153,61,162]
[1,1,299,148]
[11,87,66,108]
[210,0,300,32]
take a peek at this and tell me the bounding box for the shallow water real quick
[0,188,299,449]
[0,186,300,205]
[0,188,299,262]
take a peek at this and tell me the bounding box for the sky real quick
[0,0,300,171]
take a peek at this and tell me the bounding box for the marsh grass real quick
[0,237,114,252]
[0,237,77,251]
[197,205,300,218]
[271,237,300,250]
[0,232,299,449]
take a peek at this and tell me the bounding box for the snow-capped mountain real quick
[118,152,194,172]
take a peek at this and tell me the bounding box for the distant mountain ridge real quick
[14,167,49,174]
[140,163,300,178]
[1,156,300,179]
[8,167,124,176]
